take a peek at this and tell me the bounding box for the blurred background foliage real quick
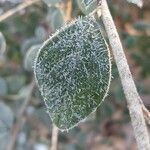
[0,0,150,150]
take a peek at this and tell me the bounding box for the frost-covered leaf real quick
[47,6,64,31]
[82,0,94,6]
[24,44,41,71]
[34,16,111,130]
[0,32,6,55]
[126,0,143,7]
[78,0,97,15]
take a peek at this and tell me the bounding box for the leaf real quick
[78,0,97,15]
[133,21,150,31]
[82,0,95,6]
[34,16,111,130]
[43,0,61,6]
[47,6,64,31]
[33,107,52,128]
[126,0,143,7]
[18,84,34,99]
[35,26,47,41]
[0,102,14,130]
[0,32,6,55]
[21,37,41,55]
[24,44,41,71]
[0,121,10,150]
[6,75,26,94]
[0,77,8,97]
[0,101,14,150]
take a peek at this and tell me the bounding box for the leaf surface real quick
[34,16,111,130]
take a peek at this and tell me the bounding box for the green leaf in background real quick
[0,120,10,150]
[6,75,26,94]
[126,0,143,7]
[78,0,97,15]
[0,77,8,97]
[24,44,41,72]
[34,16,111,130]
[43,0,61,6]
[0,32,6,55]
[47,6,64,31]
[0,101,14,150]
[21,37,41,55]
[35,26,47,41]
[133,21,150,32]
[0,102,14,130]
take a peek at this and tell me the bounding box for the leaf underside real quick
[34,16,111,130]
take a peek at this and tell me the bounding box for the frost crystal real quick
[34,16,111,130]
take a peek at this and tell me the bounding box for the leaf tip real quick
[137,1,143,8]
[127,0,143,8]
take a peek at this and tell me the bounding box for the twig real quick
[7,80,35,150]
[50,124,59,150]
[100,0,150,149]
[0,0,40,22]
[65,0,72,22]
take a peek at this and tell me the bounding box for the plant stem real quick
[50,124,59,150]
[101,0,150,149]
[0,0,40,22]
[65,0,72,21]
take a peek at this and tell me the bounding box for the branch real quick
[50,124,59,150]
[7,80,35,150]
[100,0,150,149]
[0,0,40,22]
[65,0,72,21]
